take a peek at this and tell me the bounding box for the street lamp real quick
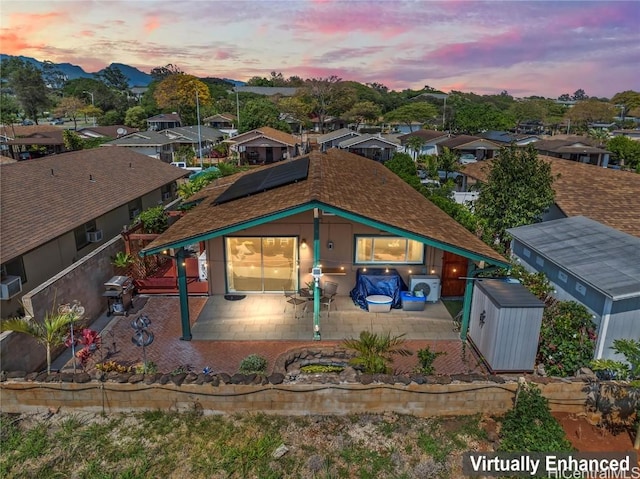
[82,91,95,126]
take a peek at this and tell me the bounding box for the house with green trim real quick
[140,149,509,340]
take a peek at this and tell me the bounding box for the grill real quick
[103,275,133,316]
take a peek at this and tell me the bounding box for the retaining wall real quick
[0,378,588,417]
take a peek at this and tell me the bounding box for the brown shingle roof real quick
[0,148,188,263]
[230,126,298,146]
[461,156,640,238]
[397,130,448,143]
[438,135,500,149]
[143,149,507,265]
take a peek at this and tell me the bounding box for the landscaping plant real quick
[342,331,412,374]
[414,346,446,375]
[537,301,597,377]
[238,354,268,374]
[135,206,168,233]
[499,382,573,452]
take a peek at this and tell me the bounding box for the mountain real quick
[0,54,152,86]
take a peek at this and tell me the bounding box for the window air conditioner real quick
[130,209,141,219]
[86,230,103,243]
[162,192,171,201]
[0,275,22,300]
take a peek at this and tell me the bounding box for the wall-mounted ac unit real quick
[0,275,22,300]
[86,230,103,243]
[162,192,171,201]
[130,209,141,219]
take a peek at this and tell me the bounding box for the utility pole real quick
[196,88,203,168]
[83,91,95,126]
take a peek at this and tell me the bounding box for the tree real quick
[63,129,84,150]
[277,96,312,134]
[405,135,426,161]
[610,90,640,121]
[1,307,81,373]
[97,65,130,92]
[298,76,345,133]
[558,93,571,102]
[508,99,552,132]
[0,92,20,125]
[239,97,290,133]
[153,74,211,117]
[437,147,460,181]
[453,102,513,134]
[124,105,149,129]
[150,63,183,81]
[565,99,616,132]
[572,89,588,101]
[607,136,640,171]
[9,60,49,123]
[474,145,555,251]
[54,96,86,129]
[342,101,381,131]
[385,102,437,132]
[41,60,67,93]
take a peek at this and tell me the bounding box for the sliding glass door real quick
[225,237,298,292]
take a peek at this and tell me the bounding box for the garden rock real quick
[359,374,374,385]
[575,367,597,380]
[184,372,199,384]
[230,373,245,384]
[488,375,506,384]
[268,373,284,384]
[6,370,26,379]
[158,374,171,385]
[171,373,187,386]
[339,366,358,383]
[128,374,144,384]
[210,376,220,386]
[272,444,289,459]
[74,373,91,383]
[60,372,75,382]
[218,372,231,384]
[394,375,411,386]
[435,375,452,385]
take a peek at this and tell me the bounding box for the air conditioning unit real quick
[130,209,141,219]
[0,275,22,300]
[86,230,103,243]
[409,274,441,303]
[162,192,171,201]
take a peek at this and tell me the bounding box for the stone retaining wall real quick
[0,375,588,417]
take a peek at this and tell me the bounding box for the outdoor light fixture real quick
[301,239,307,249]
[430,269,436,274]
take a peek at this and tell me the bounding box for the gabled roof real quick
[397,129,449,144]
[102,131,174,147]
[228,126,298,146]
[1,124,62,138]
[141,149,507,266]
[5,130,65,146]
[147,113,182,123]
[317,128,360,144]
[76,125,138,139]
[438,135,501,149]
[0,148,188,263]
[508,216,640,300]
[479,131,539,144]
[203,113,237,123]
[338,134,400,148]
[461,155,640,238]
[532,138,610,154]
[162,126,224,142]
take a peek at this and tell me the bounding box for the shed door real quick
[441,251,468,297]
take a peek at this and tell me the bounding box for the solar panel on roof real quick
[214,156,309,205]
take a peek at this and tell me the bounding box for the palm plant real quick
[1,308,79,373]
[342,331,412,374]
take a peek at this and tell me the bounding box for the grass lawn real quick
[1,411,492,478]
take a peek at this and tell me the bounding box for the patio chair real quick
[320,281,339,317]
[284,290,306,318]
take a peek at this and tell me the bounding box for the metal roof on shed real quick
[508,216,640,300]
[476,280,545,308]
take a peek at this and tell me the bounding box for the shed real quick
[508,216,640,361]
[468,279,544,372]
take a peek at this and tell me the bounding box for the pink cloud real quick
[145,16,160,33]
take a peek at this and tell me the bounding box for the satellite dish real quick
[116,128,127,136]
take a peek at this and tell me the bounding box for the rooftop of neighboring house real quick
[317,128,359,144]
[101,130,175,147]
[4,130,65,146]
[203,113,237,123]
[397,129,449,144]
[76,125,138,139]
[461,155,640,238]
[162,125,224,142]
[0,124,63,138]
[438,135,500,149]
[147,113,182,123]
[0,148,188,264]
[479,131,540,144]
[338,133,400,148]
[142,149,507,266]
[234,86,299,96]
[227,126,299,146]
[532,136,610,154]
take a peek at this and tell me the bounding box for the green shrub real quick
[414,347,446,375]
[239,354,268,374]
[135,206,168,233]
[499,383,573,452]
[590,358,630,381]
[342,331,412,374]
[537,301,597,377]
[134,361,158,375]
[612,338,640,379]
[300,364,345,374]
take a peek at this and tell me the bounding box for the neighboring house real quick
[4,129,67,160]
[611,129,640,141]
[479,131,540,146]
[317,128,360,151]
[0,148,188,318]
[461,155,640,239]
[436,135,500,160]
[101,131,176,162]
[226,126,302,165]
[204,113,237,137]
[310,116,348,133]
[507,216,640,361]
[337,134,400,162]
[147,113,182,131]
[161,126,224,158]
[397,129,449,156]
[531,136,611,166]
[139,149,509,340]
[76,125,138,140]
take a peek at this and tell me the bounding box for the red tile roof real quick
[143,149,507,265]
[0,148,188,263]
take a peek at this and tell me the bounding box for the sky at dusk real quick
[1,0,638,98]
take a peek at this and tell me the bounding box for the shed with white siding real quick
[468,279,544,372]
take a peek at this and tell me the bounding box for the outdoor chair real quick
[320,281,339,317]
[284,290,306,319]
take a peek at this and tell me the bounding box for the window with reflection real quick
[355,236,424,264]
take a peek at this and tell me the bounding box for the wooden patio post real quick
[176,247,192,341]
